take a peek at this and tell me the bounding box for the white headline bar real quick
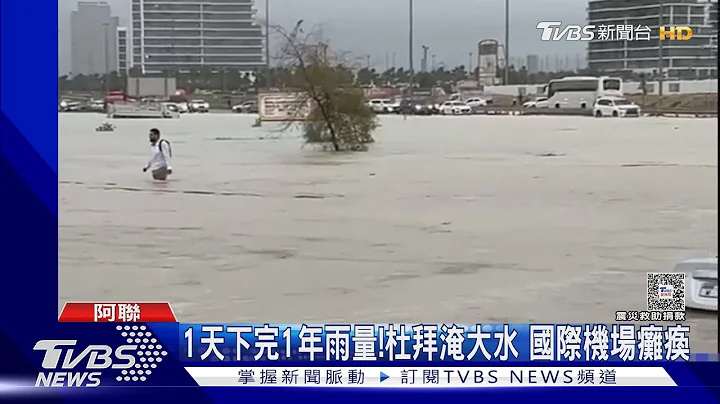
[185,366,677,387]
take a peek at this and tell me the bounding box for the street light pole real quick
[504,0,510,85]
[408,0,414,101]
[265,0,271,89]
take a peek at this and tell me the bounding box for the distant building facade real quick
[117,27,129,74]
[526,54,540,74]
[130,0,264,74]
[70,2,118,76]
[587,0,718,79]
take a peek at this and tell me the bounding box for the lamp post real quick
[265,0,271,89]
[504,0,510,85]
[408,0,414,102]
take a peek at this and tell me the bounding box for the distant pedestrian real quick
[142,128,173,180]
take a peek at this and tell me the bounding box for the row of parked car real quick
[522,95,642,117]
[229,98,492,116]
[177,99,211,113]
[366,97,493,115]
[226,95,639,118]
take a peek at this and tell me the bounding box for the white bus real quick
[545,76,623,109]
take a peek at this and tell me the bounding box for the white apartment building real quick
[130,0,264,74]
[587,0,718,79]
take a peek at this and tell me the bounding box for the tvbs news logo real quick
[33,325,168,387]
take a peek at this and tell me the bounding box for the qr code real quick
[647,272,685,312]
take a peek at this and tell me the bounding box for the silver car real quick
[674,257,717,311]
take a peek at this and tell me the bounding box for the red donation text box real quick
[59,302,177,322]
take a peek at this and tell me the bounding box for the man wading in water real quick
[142,128,173,180]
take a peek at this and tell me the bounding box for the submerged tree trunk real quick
[272,21,378,152]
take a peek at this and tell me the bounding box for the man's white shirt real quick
[148,141,172,171]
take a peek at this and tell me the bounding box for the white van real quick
[674,257,717,311]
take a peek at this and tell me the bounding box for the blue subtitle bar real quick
[177,323,691,363]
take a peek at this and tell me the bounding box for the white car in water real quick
[464,97,488,108]
[189,99,210,113]
[367,99,398,114]
[58,100,81,112]
[232,100,258,114]
[439,101,472,115]
[523,97,548,108]
[593,96,641,117]
[674,256,717,311]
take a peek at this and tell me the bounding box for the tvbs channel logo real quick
[537,22,595,41]
[660,26,693,40]
[33,340,137,387]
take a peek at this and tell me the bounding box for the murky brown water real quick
[59,114,718,351]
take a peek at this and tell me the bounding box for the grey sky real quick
[58,0,587,74]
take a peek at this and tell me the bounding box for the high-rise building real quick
[526,54,540,74]
[130,0,264,74]
[70,2,118,76]
[587,0,718,79]
[117,27,130,74]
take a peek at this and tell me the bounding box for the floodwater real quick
[59,114,718,351]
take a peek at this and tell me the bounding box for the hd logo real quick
[34,325,168,387]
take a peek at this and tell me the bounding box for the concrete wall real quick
[126,77,177,98]
[483,79,718,96]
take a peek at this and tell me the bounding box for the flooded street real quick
[59,114,717,351]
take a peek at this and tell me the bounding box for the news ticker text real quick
[185,366,677,387]
[181,323,691,362]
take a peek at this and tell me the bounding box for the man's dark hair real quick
[150,128,160,136]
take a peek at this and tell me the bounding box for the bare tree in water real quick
[266,21,378,151]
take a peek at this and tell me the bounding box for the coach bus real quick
[545,76,623,109]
